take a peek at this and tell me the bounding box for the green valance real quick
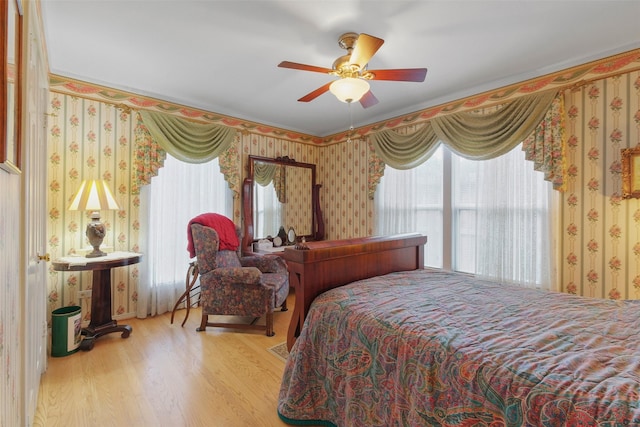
[369,124,440,170]
[254,162,278,186]
[133,111,240,196]
[138,110,237,164]
[370,91,558,170]
[254,162,286,203]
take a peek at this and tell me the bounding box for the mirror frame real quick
[242,155,324,253]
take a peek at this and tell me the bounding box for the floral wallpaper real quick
[46,94,325,321]
[47,94,141,322]
[46,69,640,322]
[319,138,375,239]
[560,72,640,299]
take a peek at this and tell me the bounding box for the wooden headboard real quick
[282,233,428,350]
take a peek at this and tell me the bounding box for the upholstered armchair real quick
[190,222,288,336]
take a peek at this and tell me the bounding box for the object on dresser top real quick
[294,237,309,250]
[258,246,286,253]
[287,227,297,245]
[254,239,273,251]
[277,226,287,243]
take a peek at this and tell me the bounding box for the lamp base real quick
[86,248,107,258]
[85,212,107,258]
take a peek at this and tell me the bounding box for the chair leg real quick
[170,262,199,326]
[280,298,288,312]
[170,290,188,325]
[196,314,208,332]
[265,312,274,336]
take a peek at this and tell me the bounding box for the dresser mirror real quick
[242,155,324,253]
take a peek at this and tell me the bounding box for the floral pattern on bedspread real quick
[278,270,640,427]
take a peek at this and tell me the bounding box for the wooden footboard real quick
[282,233,427,350]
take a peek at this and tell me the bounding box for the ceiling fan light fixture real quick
[329,77,370,103]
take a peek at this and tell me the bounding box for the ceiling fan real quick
[278,32,428,108]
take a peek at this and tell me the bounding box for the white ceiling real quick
[40,1,640,137]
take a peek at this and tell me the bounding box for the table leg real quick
[83,267,132,343]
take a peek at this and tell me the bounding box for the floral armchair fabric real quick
[191,223,288,336]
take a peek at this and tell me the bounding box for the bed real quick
[278,239,640,426]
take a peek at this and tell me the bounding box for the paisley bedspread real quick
[278,270,640,426]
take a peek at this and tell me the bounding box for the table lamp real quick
[68,179,120,258]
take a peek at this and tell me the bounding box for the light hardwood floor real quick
[34,294,294,427]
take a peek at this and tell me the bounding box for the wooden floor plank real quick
[33,294,294,427]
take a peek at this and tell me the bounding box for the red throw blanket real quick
[187,213,239,258]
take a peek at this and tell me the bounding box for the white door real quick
[22,7,49,424]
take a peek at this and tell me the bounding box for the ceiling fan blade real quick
[359,90,379,109]
[348,33,384,68]
[367,68,428,82]
[298,82,332,102]
[278,61,333,74]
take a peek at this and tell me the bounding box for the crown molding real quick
[49,48,640,146]
[48,75,324,145]
[319,48,640,145]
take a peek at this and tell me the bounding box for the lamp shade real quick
[68,179,120,212]
[329,77,370,103]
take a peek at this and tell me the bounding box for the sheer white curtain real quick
[375,144,555,289]
[254,181,282,238]
[471,146,554,289]
[375,146,444,268]
[137,154,233,318]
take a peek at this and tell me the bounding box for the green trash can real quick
[51,305,82,357]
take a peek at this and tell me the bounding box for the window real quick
[375,146,444,268]
[375,143,552,288]
[254,180,282,238]
[139,154,233,317]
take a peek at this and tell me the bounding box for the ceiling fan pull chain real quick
[347,102,354,143]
